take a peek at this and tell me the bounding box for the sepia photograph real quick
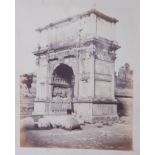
[16,0,139,153]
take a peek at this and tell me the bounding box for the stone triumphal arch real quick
[33,9,120,123]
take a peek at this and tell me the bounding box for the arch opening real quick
[52,64,74,101]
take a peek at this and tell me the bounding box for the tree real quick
[21,74,33,93]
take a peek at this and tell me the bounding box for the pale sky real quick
[16,0,139,75]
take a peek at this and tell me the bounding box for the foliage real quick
[22,74,33,91]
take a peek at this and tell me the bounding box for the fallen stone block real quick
[20,117,34,130]
[38,118,51,129]
[61,116,81,130]
[47,117,63,128]
[77,117,85,125]
[45,116,81,130]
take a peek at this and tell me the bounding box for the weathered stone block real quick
[20,117,35,130]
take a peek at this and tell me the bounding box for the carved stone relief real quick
[80,72,90,82]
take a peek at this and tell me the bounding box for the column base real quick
[73,101,118,123]
[91,115,118,123]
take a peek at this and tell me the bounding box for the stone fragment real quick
[38,118,51,129]
[20,117,34,130]
[61,117,80,130]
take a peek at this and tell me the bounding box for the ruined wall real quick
[115,63,133,117]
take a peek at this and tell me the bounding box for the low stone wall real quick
[116,97,133,117]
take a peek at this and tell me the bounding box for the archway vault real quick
[52,62,76,76]
[51,63,75,102]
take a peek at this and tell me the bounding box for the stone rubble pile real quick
[20,116,82,130]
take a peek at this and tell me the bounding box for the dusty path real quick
[21,123,132,150]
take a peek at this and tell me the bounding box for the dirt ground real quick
[20,122,132,150]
